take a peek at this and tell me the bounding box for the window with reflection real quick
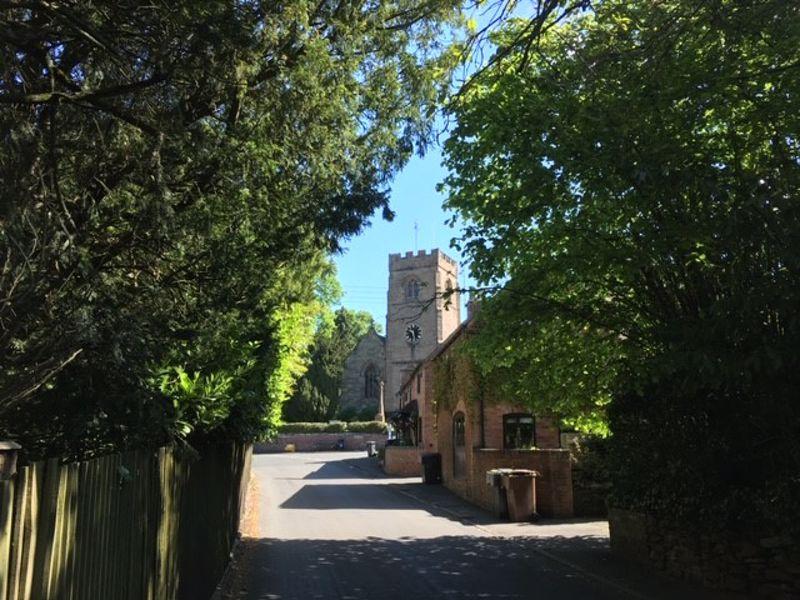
[453,412,466,446]
[503,414,535,449]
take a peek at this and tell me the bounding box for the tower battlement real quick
[388,248,458,269]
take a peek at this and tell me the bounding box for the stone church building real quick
[339,249,460,415]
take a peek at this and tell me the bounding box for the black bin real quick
[421,453,442,484]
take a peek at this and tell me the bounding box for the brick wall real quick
[383,446,421,477]
[420,362,438,453]
[483,403,506,448]
[535,418,561,449]
[437,403,573,517]
[255,433,386,453]
[406,301,573,519]
[482,402,561,450]
[470,449,574,517]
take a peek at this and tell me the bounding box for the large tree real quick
[443,0,800,531]
[0,0,462,458]
[282,307,380,422]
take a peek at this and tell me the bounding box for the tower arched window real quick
[364,364,379,399]
[405,278,421,300]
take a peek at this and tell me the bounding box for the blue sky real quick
[333,144,474,326]
[332,1,530,325]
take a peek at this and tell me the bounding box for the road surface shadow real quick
[279,478,606,529]
[277,482,492,529]
[226,534,735,600]
[301,458,394,480]
[280,483,418,510]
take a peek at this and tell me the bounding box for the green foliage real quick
[279,419,389,435]
[607,386,800,536]
[262,301,325,430]
[569,435,611,489]
[278,421,347,434]
[0,0,463,459]
[443,0,800,529]
[432,355,458,412]
[282,307,380,422]
[346,421,388,434]
[337,407,380,423]
[157,367,234,438]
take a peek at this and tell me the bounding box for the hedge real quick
[278,421,387,434]
[346,421,388,433]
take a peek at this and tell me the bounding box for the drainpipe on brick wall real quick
[478,376,486,448]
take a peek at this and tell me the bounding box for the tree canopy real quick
[443,0,800,529]
[0,0,462,459]
[282,306,380,422]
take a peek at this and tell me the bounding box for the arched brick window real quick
[453,412,466,478]
[364,364,379,399]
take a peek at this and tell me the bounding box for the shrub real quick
[607,386,800,537]
[356,407,376,421]
[336,407,379,422]
[347,421,388,434]
[279,422,345,434]
[278,421,386,434]
[337,407,358,422]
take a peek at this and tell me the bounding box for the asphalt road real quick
[232,451,725,600]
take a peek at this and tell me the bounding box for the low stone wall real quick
[255,433,386,453]
[444,448,573,518]
[609,508,800,597]
[383,446,421,477]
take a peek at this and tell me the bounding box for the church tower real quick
[384,249,460,411]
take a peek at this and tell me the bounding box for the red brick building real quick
[392,311,574,518]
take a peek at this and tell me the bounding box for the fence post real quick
[0,441,21,600]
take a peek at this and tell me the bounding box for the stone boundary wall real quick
[445,448,573,518]
[383,446,421,477]
[609,508,800,597]
[255,433,386,453]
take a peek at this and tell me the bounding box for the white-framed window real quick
[503,413,536,449]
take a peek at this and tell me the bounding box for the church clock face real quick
[405,323,422,345]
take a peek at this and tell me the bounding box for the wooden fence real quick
[0,442,252,600]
